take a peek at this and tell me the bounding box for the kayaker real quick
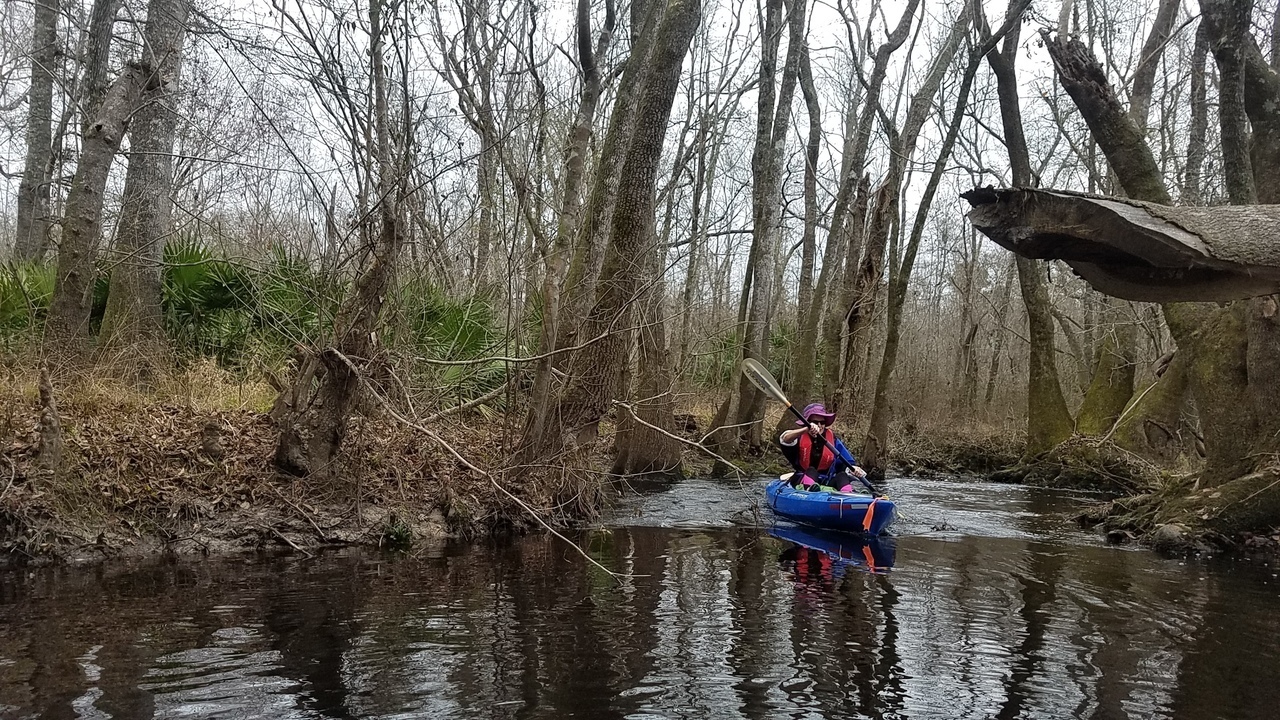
[777,403,868,492]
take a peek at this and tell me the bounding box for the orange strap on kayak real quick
[861,498,877,532]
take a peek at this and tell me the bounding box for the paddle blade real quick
[741,358,789,404]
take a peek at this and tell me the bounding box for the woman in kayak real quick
[777,403,868,492]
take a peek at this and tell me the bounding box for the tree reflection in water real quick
[3,506,1280,719]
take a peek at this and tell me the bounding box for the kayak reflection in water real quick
[777,403,868,493]
[771,523,897,595]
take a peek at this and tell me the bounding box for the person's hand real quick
[807,422,821,437]
[850,466,867,479]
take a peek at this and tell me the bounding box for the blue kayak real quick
[765,477,897,535]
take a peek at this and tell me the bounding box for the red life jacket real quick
[797,430,836,473]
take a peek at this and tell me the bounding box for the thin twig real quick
[614,400,748,478]
[1099,377,1162,445]
[0,458,16,502]
[326,350,632,581]
[698,418,762,445]
[269,484,329,542]
[265,525,313,558]
[422,374,517,423]
[613,401,764,520]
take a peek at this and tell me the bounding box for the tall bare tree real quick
[99,0,192,375]
[987,1,1074,455]
[521,0,616,457]
[519,0,701,464]
[45,0,153,348]
[842,5,971,434]
[704,0,805,458]
[863,0,1033,478]
[818,0,920,406]
[13,0,59,261]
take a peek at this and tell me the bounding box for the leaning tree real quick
[963,0,1280,545]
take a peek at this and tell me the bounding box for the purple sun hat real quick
[795,403,836,426]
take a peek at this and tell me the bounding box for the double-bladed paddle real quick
[741,358,878,496]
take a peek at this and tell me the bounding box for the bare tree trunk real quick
[45,65,150,347]
[553,0,666,359]
[793,42,820,388]
[616,239,682,476]
[99,0,191,375]
[731,0,805,452]
[521,0,616,456]
[1164,303,1255,484]
[676,123,711,377]
[819,173,865,399]
[989,6,1074,455]
[1043,34,1172,204]
[863,7,1000,476]
[473,137,497,289]
[1181,26,1209,205]
[13,0,59,261]
[703,0,805,456]
[818,0,920,407]
[1074,325,1135,435]
[522,0,700,462]
[957,323,980,411]
[81,0,122,118]
[984,257,1015,409]
[1127,0,1179,133]
[1112,352,1190,464]
[952,229,982,415]
[1202,1,1256,205]
[844,6,969,427]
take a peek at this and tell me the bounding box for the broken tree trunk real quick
[963,188,1280,303]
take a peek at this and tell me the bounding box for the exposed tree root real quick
[989,436,1163,493]
[1082,463,1280,554]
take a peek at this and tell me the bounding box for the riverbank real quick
[0,363,579,566]
[3,363,1270,565]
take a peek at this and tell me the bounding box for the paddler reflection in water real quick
[777,532,891,601]
[780,544,838,603]
[777,403,868,493]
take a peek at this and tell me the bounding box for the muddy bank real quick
[0,374,586,567]
[890,425,1162,493]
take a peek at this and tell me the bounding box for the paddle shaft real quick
[784,402,876,495]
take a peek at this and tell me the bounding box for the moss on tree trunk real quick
[1075,331,1135,436]
[1111,353,1190,465]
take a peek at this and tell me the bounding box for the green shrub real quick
[0,261,54,337]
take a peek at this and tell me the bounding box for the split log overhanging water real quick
[962,187,1280,302]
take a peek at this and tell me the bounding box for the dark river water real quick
[3,475,1280,719]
